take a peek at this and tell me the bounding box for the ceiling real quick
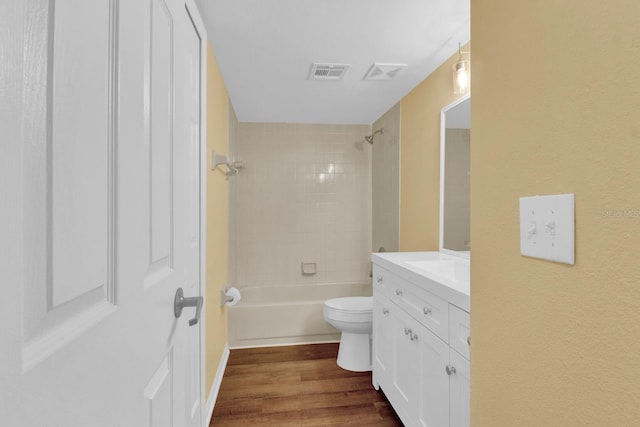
[196,0,470,125]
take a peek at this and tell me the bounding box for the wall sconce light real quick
[453,43,470,94]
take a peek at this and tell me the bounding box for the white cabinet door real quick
[449,349,471,427]
[392,306,420,422]
[373,293,394,390]
[416,322,450,427]
[0,1,205,425]
[387,304,450,427]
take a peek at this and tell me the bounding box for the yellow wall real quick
[399,43,470,251]
[205,41,229,400]
[472,1,640,425]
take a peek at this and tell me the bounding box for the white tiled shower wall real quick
[227,101,239,287]
[235,123,372,288]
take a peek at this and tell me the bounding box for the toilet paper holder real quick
[220,287,240,307]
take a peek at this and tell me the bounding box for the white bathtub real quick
[228,282,372,348]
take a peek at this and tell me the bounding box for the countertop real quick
[371,251,470,312]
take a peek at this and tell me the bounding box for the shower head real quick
[365,128,384,144]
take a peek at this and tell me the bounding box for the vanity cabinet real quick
[449,346,470,427]
[372,262,470,427]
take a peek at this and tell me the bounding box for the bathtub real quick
[228,282,372,348]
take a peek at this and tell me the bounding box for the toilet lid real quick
[324,296,372,312]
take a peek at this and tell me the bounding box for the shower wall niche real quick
[234,123,372,289]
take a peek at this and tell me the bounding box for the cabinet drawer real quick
[391,281,448,342]
[374,264,449,341]
[449,305,470,360]
[372,264,394,299]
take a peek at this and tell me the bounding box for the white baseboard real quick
[205,344,230,425]
[230,338,339,350]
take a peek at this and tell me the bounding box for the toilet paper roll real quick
[224,287,241,307]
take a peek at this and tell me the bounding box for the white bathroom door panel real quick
[0,0,204,425]
[172,1,206,426]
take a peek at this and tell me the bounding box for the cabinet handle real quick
[423,307,432,316]
[467,336,470,346]
[446,365,457,376]
[376,276,383,283]
[395,289,403,296]
[382,308,389,315]
[403,328,418,341]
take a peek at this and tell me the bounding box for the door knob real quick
[174,288,203,326]
[446,365,457,376]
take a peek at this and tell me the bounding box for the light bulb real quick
[453,60,470,94]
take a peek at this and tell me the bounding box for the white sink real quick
[372,251,470,311]
[405,259,470,284]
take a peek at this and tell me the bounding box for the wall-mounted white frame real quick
[439,93,471,259]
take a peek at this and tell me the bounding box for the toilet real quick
[323,296,373,372]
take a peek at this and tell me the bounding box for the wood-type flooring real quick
[210,343,403,426]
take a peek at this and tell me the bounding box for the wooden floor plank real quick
[210,343,402,426]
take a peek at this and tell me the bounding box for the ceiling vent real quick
[363,63,407,81]
[308,63,350,81]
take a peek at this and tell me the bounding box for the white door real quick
[173,1,207,425]
[0,0,206,425]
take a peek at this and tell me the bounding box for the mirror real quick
[440,94,470,258]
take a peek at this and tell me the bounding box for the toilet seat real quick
[324,297,373,323]
[324,296,372,313]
